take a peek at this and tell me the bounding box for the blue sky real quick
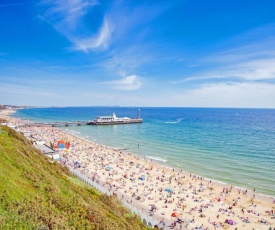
[1,0,275,107]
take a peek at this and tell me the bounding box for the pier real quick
[19,121,91,127]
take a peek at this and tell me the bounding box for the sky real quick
[1,0,275,108]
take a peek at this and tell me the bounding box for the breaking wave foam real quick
[146,156,167,162]
[165,118,184,124]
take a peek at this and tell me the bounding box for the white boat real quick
[88,110,143,125]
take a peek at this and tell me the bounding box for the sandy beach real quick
[1,109,275,230]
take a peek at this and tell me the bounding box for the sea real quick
[13,107,275,197]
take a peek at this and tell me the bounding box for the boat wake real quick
[146,155,167,162]
[165,118,184,124]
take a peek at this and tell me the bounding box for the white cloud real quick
[39,0,113,52]
[104,75,142,91]
[175,39,275,84]
[233,58,275,80]
[175,57,275,84]
[103,45,153,74]
[72,18,112,52]
[0,84,55,96]
[40,0,97,28]
[172,24,275,85]
[165,82,275,108]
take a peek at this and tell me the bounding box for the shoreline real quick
[62,127,275,202]
[2,108,275,230]
[10,108,275,198]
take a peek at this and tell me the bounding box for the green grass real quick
[0,126,149,230]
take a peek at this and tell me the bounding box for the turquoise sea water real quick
[14,107,275,196]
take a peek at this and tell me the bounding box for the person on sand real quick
[6,114,275,230]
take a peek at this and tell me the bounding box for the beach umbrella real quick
[171,212,179,218]
[165,188,172,193]
[140,175,145,180]
[105,166,112,171]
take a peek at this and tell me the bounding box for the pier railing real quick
[19,121,90,127]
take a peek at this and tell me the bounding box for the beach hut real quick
[58,140,65,148]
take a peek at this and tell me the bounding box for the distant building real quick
[0,118,7,124]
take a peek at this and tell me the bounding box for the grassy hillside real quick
[0,126,148,230]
